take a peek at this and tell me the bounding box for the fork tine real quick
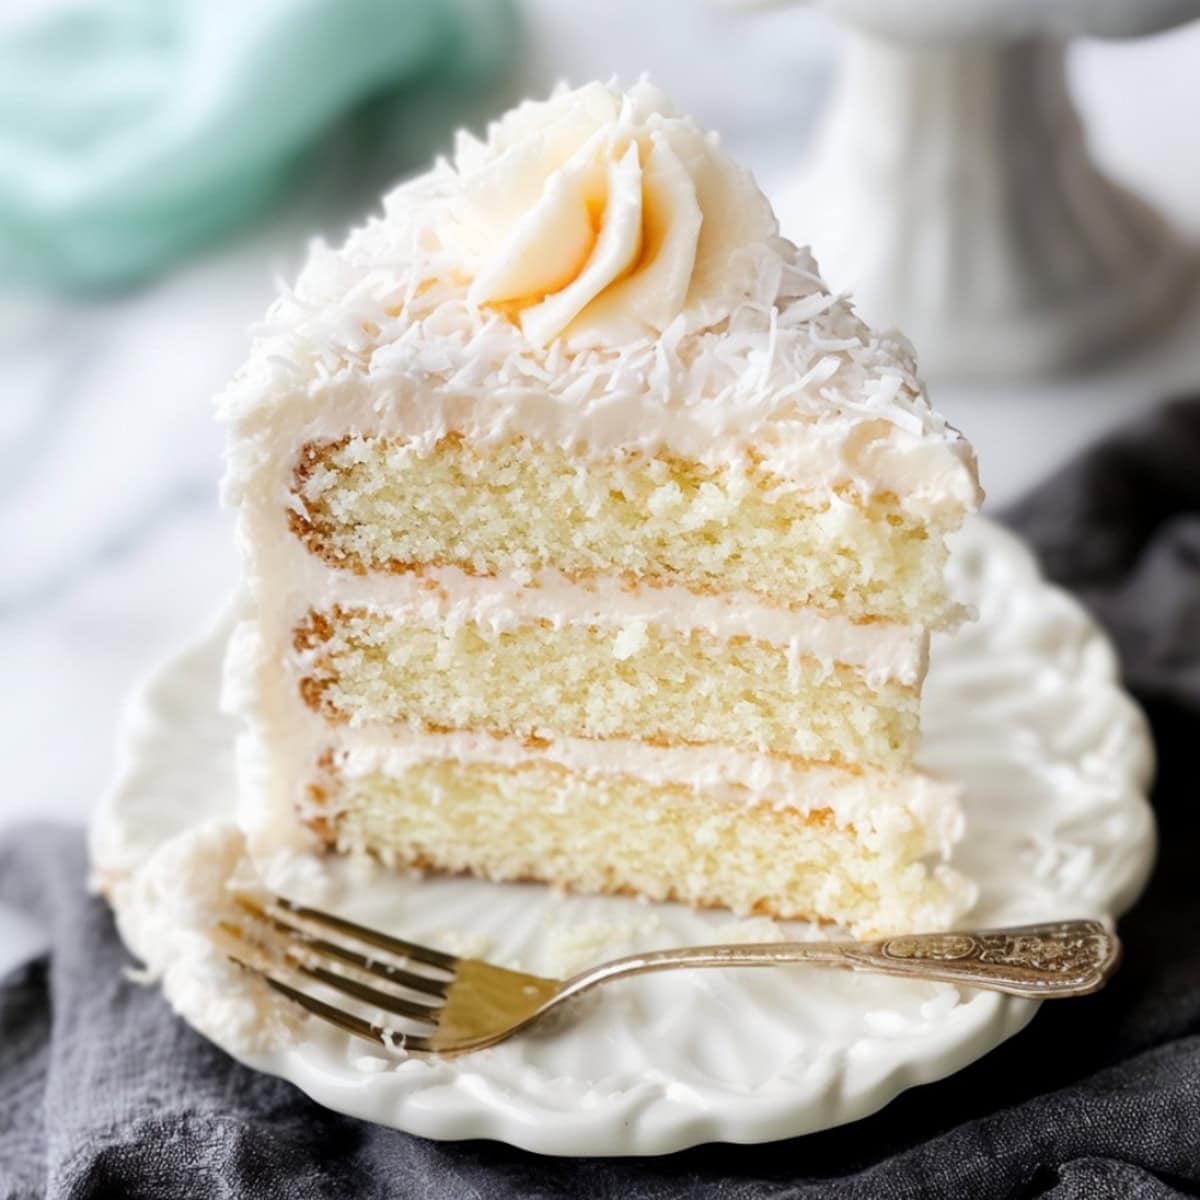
[237,899,451,999]
[293,961,439,1024]
[274,897,459,972]
[293,932,451,998]
[236,960,433,1050]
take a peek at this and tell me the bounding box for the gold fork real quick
[222,897,1121,1057]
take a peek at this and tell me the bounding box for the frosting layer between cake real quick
[284,560,927,685]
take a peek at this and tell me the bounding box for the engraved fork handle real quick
[561,921,1121,1001]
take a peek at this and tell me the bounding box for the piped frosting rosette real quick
[445,80,778,348]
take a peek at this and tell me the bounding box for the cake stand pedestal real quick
[778,6,1198,377]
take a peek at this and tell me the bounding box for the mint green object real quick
[0,0,516,291]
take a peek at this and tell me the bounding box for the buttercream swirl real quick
[446,80,776,348]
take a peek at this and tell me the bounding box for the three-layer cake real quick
[221,81,982,936]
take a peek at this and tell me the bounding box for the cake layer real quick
[291,435,959,624]
[326,725,965,854]
[308,754,971,936]
[295,607,919,766]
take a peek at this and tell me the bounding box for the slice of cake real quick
[220,81,982,937]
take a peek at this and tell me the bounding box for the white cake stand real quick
[773,0,1199,377]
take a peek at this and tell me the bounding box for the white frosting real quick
[328,726,965,860]
[219,81,981,520]
[100,822,303,1057]
[449,81,774,349]
[285,556,927,687]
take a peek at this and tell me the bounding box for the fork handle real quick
[564,921,1120,1000]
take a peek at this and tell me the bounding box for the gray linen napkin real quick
[2,399,1199,1199]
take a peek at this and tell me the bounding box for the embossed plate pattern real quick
[92,517,1155,1155]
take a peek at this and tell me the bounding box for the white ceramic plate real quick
[91,516,1156,1156]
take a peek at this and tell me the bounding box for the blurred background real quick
[0,0,1197,858]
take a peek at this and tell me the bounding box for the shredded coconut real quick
[217,153,978,521]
